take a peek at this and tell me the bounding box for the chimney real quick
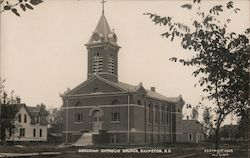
[16,97,21,104]
[150,87,155,92]
[187,116,189,120]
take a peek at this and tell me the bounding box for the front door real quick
[92,110,102,133]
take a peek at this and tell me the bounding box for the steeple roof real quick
[87,14,118,45]
[94,14,112,41]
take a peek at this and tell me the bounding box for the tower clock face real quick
[92,33,100,41]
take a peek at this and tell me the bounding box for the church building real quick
[61,2,184,145]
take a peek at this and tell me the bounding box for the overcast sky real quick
[1,0,249,123]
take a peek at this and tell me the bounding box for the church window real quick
[138,100,141,105]
[148,104,152,123]
[111,112,120,122]
[154,105,158,123]
[112,100,119,105]
[166,112,168,125]
[161,107,164,124]
[93,52,103,73]
[76,102,82,106]
[188,133,193,141]
[75,113,83,122]
[108,53,115,74]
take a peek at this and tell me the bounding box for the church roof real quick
[63,75,182,104]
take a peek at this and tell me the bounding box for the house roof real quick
[182,120,203,133]
[14,104,48,125]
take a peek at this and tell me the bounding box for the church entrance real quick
[91,110,103,133]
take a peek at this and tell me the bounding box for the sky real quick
[1,0,249,123]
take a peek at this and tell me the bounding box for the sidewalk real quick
[0,152,60,157]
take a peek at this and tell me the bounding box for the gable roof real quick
[182,120,204,133]
[14,104,47,125]
[63,75,183,104]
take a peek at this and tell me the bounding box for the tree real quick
[202,107,213,138]
[145,1,249,149]
[0,0,43,16]
[48,107,63,143]
[0,78,20,142]
[236,109,249,138]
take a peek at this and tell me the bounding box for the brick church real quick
[61,2,185,145]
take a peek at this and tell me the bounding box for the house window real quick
[36,116,40,123]
[33,129,36,137]
[18,114,21,123]
[75,113,83,122]
[111,112,120,122]
[20,128,25,137]
[93,52,103,73]
[24,114,27,123]
[188,133,193,141]
[39,129,42,137]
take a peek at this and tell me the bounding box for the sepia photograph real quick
[0,0,249,157]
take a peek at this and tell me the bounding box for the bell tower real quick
[85,0,120,82]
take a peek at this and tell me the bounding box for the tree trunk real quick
[215,127,220,149]
[0,127,6,144]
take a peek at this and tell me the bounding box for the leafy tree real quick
[0,0,43,16]
[0,78,20,142]
[145,1,249,149]
[48,107,63,133]
[48,107,63,143]
[35,103,49,125]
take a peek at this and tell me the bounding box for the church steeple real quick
[85,1,120,82]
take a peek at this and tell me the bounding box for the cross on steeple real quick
[101,0,106,15]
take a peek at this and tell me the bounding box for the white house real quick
[5,104,48,142]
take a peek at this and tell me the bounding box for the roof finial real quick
[101,0,106,15]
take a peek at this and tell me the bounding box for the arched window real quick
[76,102,81,107]
[112,100,119,105]
[93,52,103,73]
[161,106,164,124]
[148,104,152,123]
[154,105,158,123]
